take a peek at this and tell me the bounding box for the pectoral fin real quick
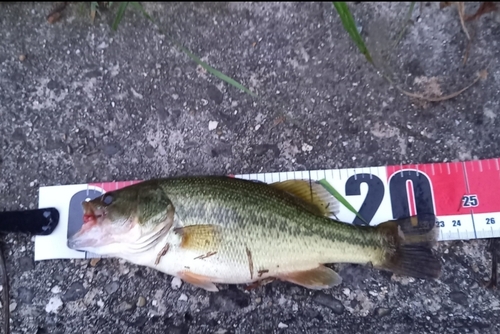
[271,180,339,217]
[178,271,219,292]
[174,225,221,251]
[278,265,342,290]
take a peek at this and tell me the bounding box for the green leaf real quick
[318,178,368,224]
[332,2,373,64]
[112,2,129,31]
[128,2,256,97]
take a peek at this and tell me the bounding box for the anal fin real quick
[278,265,342,290]
[177,271,219,292]
[271,180,340,217]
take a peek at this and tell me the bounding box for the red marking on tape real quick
[406,180,416,216]
[89,180,143,193]
[388,162,466,216]
[430,163,468,216]
[462,159,499,214]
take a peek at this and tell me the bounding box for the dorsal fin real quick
[270,180,339,218]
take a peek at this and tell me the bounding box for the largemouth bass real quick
[67,176,442,291]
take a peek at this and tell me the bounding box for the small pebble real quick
[105,282,120,295]
[45,297,63,313]
[51,286,61,294]
[18,287,34,303]
[449,291,468,306]
[375,307,391,318]
[19,54,26,62]
[313,292,345,315]
[117,301,134,312]
[208,121,218,131]
[90,258,101,267]
[137,296,146,307]
[9,302,17,312]
[63,282,87,301]
[278,322,288,329]
[342,288,350,297]
[171,277,182,290]
[301,143,313,152]
[179,294,188,302]
[214,330,227,334]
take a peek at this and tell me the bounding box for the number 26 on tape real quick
[462,194,479,208]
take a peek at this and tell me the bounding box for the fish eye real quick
[102,194,113,206]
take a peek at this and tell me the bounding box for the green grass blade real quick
[173,42,257,97]
[128,2,256,97]
[128,1,150,18]
[318,178,368,224]
[112,2,129,31]
[332,2,373,64]
[392,2,416,48]
[90,1,98,23]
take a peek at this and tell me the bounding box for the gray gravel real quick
[1,2,500,333]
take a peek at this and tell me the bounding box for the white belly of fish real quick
[120,231,256,284]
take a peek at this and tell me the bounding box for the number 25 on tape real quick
[462,194,479,208]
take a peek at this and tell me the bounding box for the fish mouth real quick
[82,201,104,225]
[66,202,109,251]
[83,213,101,224]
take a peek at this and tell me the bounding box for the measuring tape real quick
[34,157,500,261]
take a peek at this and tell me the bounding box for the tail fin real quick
[375,213,442,279]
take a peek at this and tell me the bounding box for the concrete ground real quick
[1,2,500,333]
